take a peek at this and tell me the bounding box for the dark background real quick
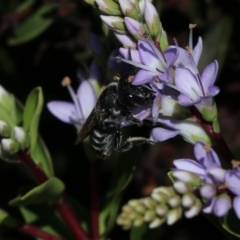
[1,0,240,239]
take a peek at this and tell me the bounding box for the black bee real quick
[75,75,155,159]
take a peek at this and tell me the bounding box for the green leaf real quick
[9,177,65,206]
[15,0,36,12]
[8,4,57,45]
[167,171,175,183]
[0,209,19,228]
[23,87,43,150]
[31,136,54,177]
[20,204,75,239]
[100,135,142,236]
[221,210,240,239]
[130,224,158,240]
[0,105,15,127]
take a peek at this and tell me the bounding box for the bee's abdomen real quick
[90,128,114,159]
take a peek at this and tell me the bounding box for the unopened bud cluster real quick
[117,172,209,230]
[117,183,201,230]
[86,0,167,50]
[0,121,30,157]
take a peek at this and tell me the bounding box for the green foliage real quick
[100,145,141,236]
[9,177,65,206]
[130,224,158,240]
[20,204,75,239]
[0,209,19,228]
[23,87,53,176]
[221,210,240,239]
[15,0,36,12]
[8,4,57,45]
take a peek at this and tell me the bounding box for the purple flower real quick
[150,118,211,145]
[225,168,240,218]
[173,141,225,184]
[47,77,97,131]
[174,60,220,109]
[117,40,179,85]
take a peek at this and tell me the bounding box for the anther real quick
[203,144,211,152]
[231,160,240,168]
[61,76,71,87]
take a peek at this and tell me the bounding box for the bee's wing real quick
[75,109,97,144]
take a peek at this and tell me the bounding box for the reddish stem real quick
[17,151,48,183]
[190,106,233,163]
[17,150,90,240]
[20,224,63,240]
[90,162,100,240]
[56,198,91,240]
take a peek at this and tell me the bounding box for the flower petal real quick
[225,168,240,195]
[150,127,179,142]
[174,67,201,100]
[115,33,136,48]
[208,167,226,182]
[201,60,218,90]
[138,40,165,69]
[208,86,220,96]
[173,159,205,176]
[77,81,97,119]
[164,46,179,67]
[194,142,221,168]
[132,69,154,85]
[178,93,200,106]
[202,198,215,214]
[119,48,141,62]
[47,101,76,123]
[213,195,231,217]
[192,37,203,65]
[233,196,240,219]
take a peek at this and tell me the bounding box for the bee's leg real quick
[125,111,143,127]
[114,127,122,150]
[115,136,155,152]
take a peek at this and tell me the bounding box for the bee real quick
[75,75,155,159]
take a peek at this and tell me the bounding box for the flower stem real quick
[90,161,100,240]
[56,198,91,240]
[190,106,233,163]
[17,150,90,240]
[20,224,63,240]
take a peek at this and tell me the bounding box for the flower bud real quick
[173,181,190,194]
[119,0,141,20]
[157,29,169,51]
[13,126,30,149]
[144,209,156,222]
[144,0,162,37]
[114,33,136,48]
[200,184,216,199]
[172,171,202,187]
[85,0,95,5]
[1,138,19,154]
[167,195,181,208]
[133,217,144,227]
[184,200,202,218]
[0,120,11,138]
[156,204,168,217]
[153,186,175,197]
[124,17,145,40]
[100,16,126,34]
[181,192,196,208]
[149,217,165,229]
[151,191,168,203]
[96,0,121,15]
[213,194,231,217]
[141,197,157,208]
[166,207,182,225]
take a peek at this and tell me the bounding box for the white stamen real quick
[61,77,84,118]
